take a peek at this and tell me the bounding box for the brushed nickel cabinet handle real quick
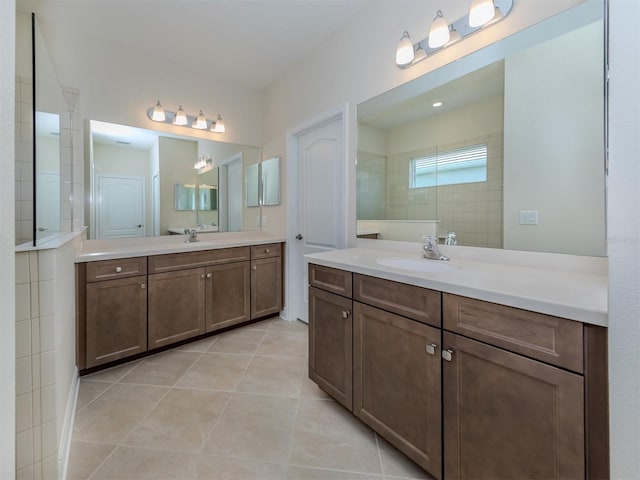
[115,266,122,273]
[206,273,212,278]
[265,248,270,254]
[342,310,350,319]
[201,273,206,279]
[253,265,257,271]
[442,349,454,362]
[426,343,437,355]
[141,283,146,289]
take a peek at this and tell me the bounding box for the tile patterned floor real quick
[68,317,433,480]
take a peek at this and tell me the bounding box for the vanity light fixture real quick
[428,11,450,49]
[151,100,165,122]
[194,154,213,171]
[147,103,226,134]
[395,0,514,68]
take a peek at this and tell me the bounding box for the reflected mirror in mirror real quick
[262,156,281,206]
[245,163,260,207]
[174,184,196,211]
[357,1,605,257]
[87,120,261,239]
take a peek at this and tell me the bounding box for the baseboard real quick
[59,367,79,480]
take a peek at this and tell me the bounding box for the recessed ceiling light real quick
[432,101,443,108]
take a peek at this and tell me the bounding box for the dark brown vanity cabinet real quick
[308,263,609,480]
[206,261,251,332]
[78,257,148,369]
[250,243,283,319]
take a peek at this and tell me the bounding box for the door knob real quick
[137,224,142,228]
[295,234,303,240]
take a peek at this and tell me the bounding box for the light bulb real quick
[428,10,450,49]
[193,110,208,129]
[212,114,225,133]
[151,100,165,122]
[469,0,495,27]
[173,106,188,126]
[395,31,415,67]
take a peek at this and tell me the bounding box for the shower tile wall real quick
[356,153,386,220]
[384,133,503,249]
[15,76,34,245]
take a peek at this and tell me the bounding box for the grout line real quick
[375,432,387,478]
[86,444,120,480]
[74,380,116,415]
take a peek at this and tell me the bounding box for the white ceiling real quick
[17,0,374,91]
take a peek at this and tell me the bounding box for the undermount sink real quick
[376,257,461,273]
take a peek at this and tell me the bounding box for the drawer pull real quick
[141,283,146,289]
[426,343,437,355]
[201,273,206,279]
[206,273,212,279]
[342,310,351,319]
[442,349,454,362]
[265,248,270,254]
[115,266,122,273]
[253,265,257,271]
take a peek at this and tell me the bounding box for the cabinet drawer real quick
[309,264,352,298]
[443,293,583,373]
[148,247,250,273]
[86,257,147,282]
[354,274,441,328]
[250,243,281,259]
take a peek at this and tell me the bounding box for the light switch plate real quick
[519,210,538,225]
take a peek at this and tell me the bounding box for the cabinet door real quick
[250,256,282,319]
[443,331,585,480]
[354,302,442,479]
[86,275,147,368]
[308,286,353,411]
[148,268,206,349]
[205,261,250,333]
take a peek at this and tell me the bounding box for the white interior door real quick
[97,175,145,239]
[36,171,61,235]
[290,115,345,322]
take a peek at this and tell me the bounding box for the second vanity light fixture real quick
[148,101,226,133]
[395,0,514,68]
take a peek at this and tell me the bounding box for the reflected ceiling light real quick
[146,103,227,134]
[395,31,415,68]
[395,0,514,68]
[469,0,496,27]
[173,106,188,126]
[432,101,443,108]
[151,100,165,122]
[193,110,208,129]
[211,114,225,133]
[428,10,450,49]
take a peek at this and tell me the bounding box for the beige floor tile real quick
[377,436,432,479]
[175,353,252,391]
[237,356,305,397]
[175,336,218,353]
[72,383,169,444]
[75,380,111,412]
[240,318,276,331]
[286,465,385,480]
[299,375,330,399]
[82,359,142,383]
[289,398,382,475]
[208,329,265,354]
[268,318,309,333]
[202,393,297,464]
[124,388,229,452]
[91,446,197,480]
[193,455,287,480]
[120,350,201,386]
[257,330,308,358]
[66,441,116,480]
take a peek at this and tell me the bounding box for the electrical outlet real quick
[519,210,538,225]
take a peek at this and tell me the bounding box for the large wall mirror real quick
[86,120,262,239]
[33,14,66,245]
[357,1,605,257]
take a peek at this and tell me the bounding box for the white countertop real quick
[75,231,286,262]
[306,243,608,327]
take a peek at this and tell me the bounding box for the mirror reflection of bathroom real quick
[86,120,261,239]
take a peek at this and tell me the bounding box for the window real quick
[410,144,487,188]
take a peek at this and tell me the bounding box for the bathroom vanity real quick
[307,246,608,480]
[75,233,284,371]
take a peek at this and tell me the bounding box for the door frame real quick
[284,102,353,321]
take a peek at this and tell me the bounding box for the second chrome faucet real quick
[423,235,449,261]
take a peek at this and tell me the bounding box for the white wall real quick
[0,0,16,477]
[608,0,640,477]
[503,20,605,256]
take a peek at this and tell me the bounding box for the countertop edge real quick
[306,253,608,327]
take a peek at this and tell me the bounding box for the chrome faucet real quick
[423,235,449,261]
[185,229,199,243]
[444,231,457,246]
